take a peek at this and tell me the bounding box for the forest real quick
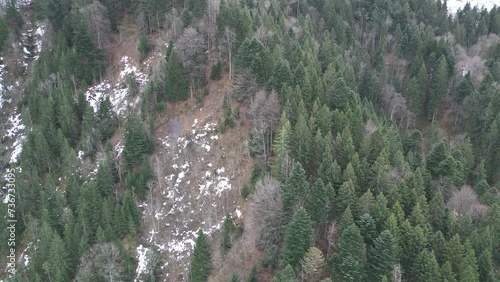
[0,0,499,281]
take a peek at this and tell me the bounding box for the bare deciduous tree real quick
[447,185,487,221]
[224,27,236,80]
[250,175,286,251]
[233,68,258,102]
[80,0,111,49]
[247,90,281,165]
[382,84,416,130]
[75,243,125,282]
[175,27,207,100]
[391,264,402,282]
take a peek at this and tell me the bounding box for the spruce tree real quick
[270,112,292,181]
[411,249,441,282]
[190,229,212,282]
[305,179,328,226]
[427,56,448,121]
[329,224,365,282]
[282,163,309,219]
[221,212,235,256]
[271,264,295,282]
[282,208,314,270]
[165,50,188,102]
[369,230,398,282]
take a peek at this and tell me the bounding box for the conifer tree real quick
[190,229,212,282]
[165,50,188,102]
[49,233,69,282]
[282,208,314,270]
[329,224,365,282]
[221,212,235,256]
[271,264,295,282]
[270,113,292,181]
[81,105,99,159]
[291,114,312,173]
[301,247,325,282]
[369,230,397,282]
[335,180,356,217]
[282,163,309,219]
[337,127,355,169]
[247,265,257,282]
[357,213,377,246]
[427,56,448,121]
[305,179,328,226]
[411,249,441,282]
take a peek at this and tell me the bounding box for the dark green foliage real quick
[369,230,398,281]
[411,249,441,282]
[96,95,116,141]
[221,212,236,256]
[0,17,9,50]
[305,179,328,226]
[210,61,222,80]
[190,229,212,282]
[247,265,257,282]
[271,264,296,282]
[165,50,188,102]
[329,224,365,282]
[138,33,152,62]
[123,113,153,169]
[282,208,313,270]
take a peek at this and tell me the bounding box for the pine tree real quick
[221,212,235,256]
[123,113,151,169]
[335,180,356,217]
[329,224,365,282]
[301,247,325,282]
[427,56,448,121]
[282,208,314,270]
[441,261,456,282]
[96,95,116,141]
[369,230,397,282]
[305,179,328,226]
[458,241,480,282]
[411,249,441,282]
[270,113,292,181]
[80,105,99,159]
[337,127,355,169]
[271,264,295,282]
[230,274,240,282]
[247,265,257,282]
[357,213,377,246]
[291,114,312,173]
[165,50,188,102]
[190,229,212,282]
[446,234,464,274]
[49,233,69,282]
[282,163,309,219]
[426,140,449,178]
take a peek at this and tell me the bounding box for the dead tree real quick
[80,0,112,49]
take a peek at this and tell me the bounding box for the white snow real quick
[135,245,150,281]
[447,0,498,15]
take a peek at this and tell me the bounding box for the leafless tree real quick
[224,27,236,80]
[75,243,125,282]
[391,264,402,282]
[164,8,183,39]
[382,84,416,130]
[175,27,207,100]
[250,175,286,251]
[326,220,338,256]
[80,0,111,49]
[247,90,281,165]
[447,185,487,221]
[233,68,258,102]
